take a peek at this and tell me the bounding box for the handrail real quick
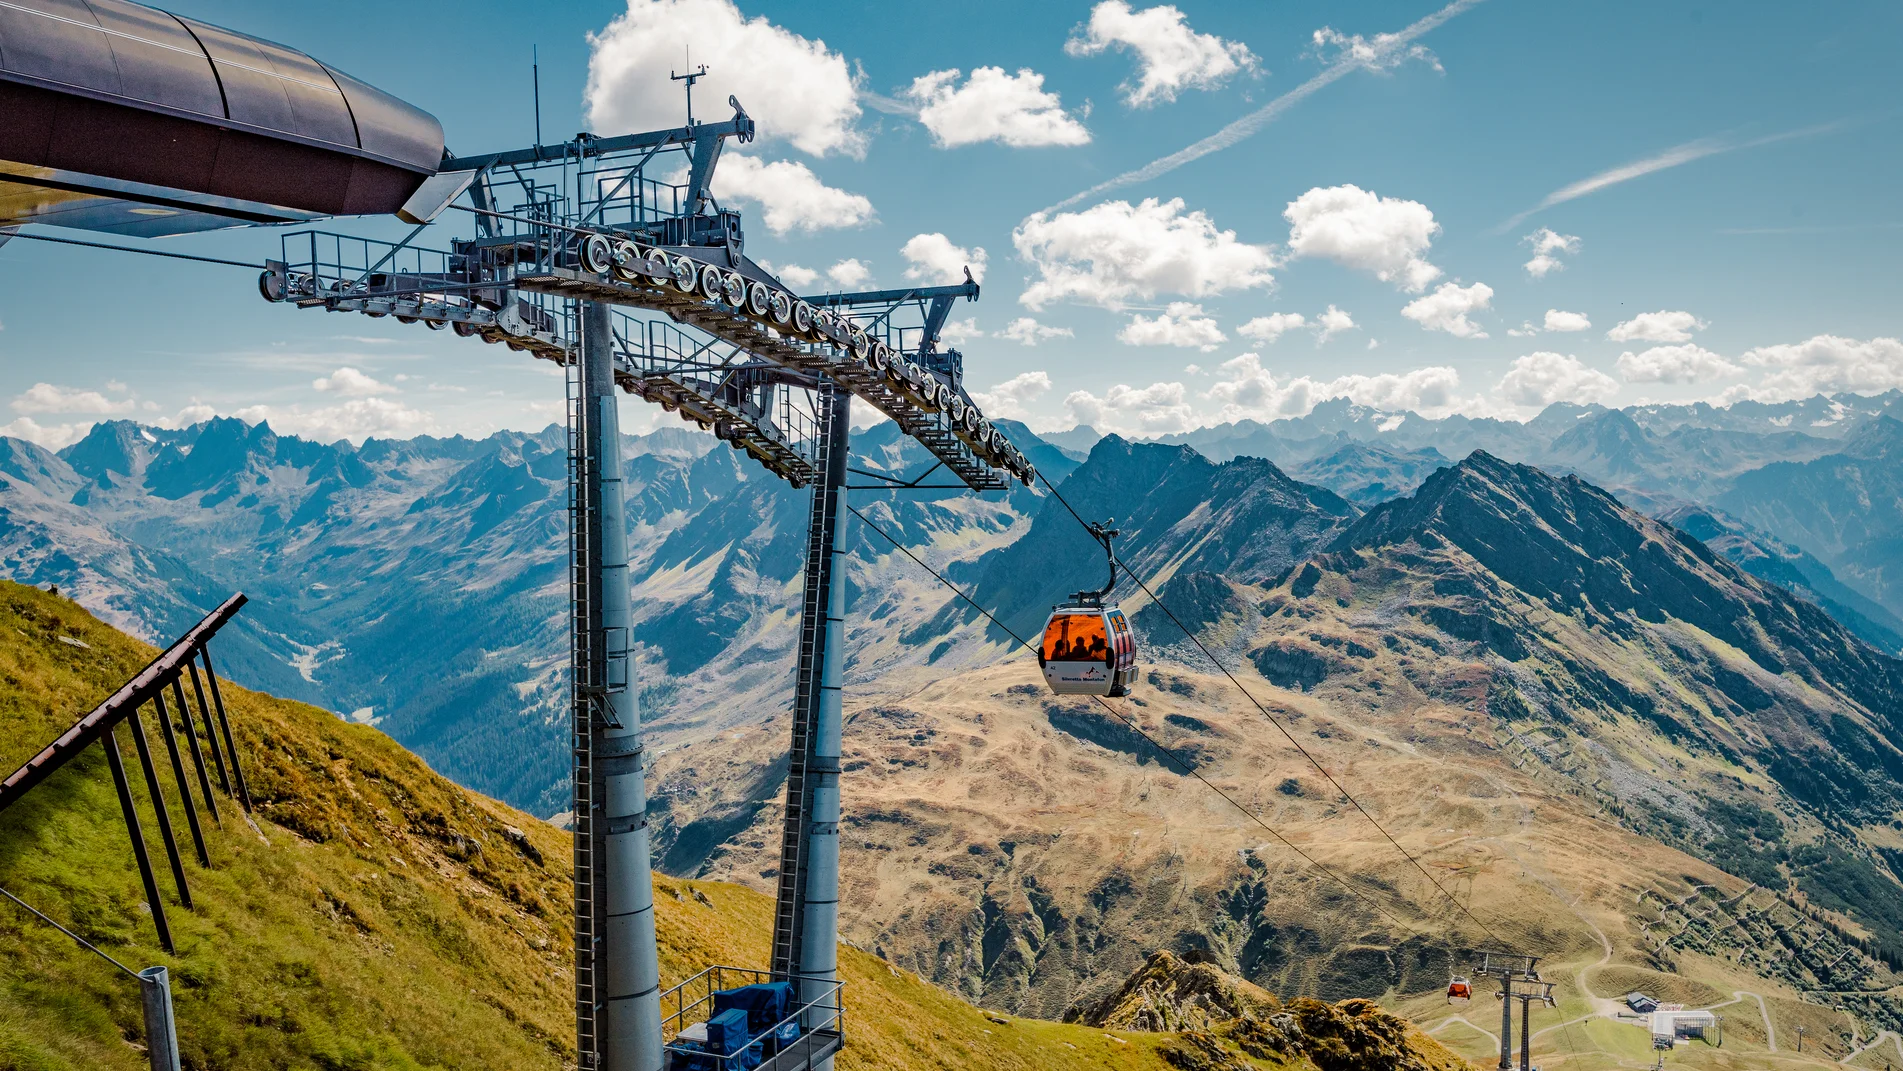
[0,593,246,813]
[659,964,844,1062]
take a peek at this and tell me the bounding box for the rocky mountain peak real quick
[61,419,160,486]
[1843,413,1903,460]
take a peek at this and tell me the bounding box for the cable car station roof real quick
[0,0,443,236]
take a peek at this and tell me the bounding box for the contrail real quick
[1040,0,1489,216]
[860,90,920,119]
[1499,119,1848,232]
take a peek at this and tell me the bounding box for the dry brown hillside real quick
[0,581,1460,1071]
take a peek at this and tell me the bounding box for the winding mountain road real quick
[1847,1028,1903,1063]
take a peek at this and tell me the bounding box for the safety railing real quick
[0,593,252,1071]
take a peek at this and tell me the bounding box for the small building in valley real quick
[1650,1009,1716,1044]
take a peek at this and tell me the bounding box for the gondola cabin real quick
[1039,604,1137,697]
[1446,976,1472,1004]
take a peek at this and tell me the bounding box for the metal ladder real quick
[770,382,846,977]
[566,338,603,1067]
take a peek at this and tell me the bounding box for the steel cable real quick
[1032,469,1518,952]
[846,501,1436,943]
[0,229,266,270]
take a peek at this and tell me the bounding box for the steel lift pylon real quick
[0,3,1031,1065]
[251,93,1028,1070]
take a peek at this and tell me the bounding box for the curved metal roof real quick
[0,0,442,173]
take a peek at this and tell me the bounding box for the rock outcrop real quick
[1077,952,1468,1071]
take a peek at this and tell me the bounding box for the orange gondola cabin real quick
[1037,519,1138,698]
[1039,603,1137,696]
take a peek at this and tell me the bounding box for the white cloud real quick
[172,403,216,426]
[1064,381,1195,436]
[11,383,138,415]
[1045,0,1483,215]
[1615,344,1739,384]
[1400,281,1493,338]
[1238,312,1306,344]
[312,367,397,397]
[971,371,1052,421]
[584,0,864,158]
[1308,26,1443,73]
[904,67,1090,148]
[1205,354,1464,422]
[713,155,874,235]
[1284,185,1441,291]
[1014,197,1277,310]
[1315,304,1356,343]
[1522,228,1580,278]
[999,317,1075,346]
[228,398,437,443]
[1065,1,1259,107]
[1733,335,1903,402]
[0,416,87,449]
[1237,305,1355,346]
[1607,309,1706,344]
[1543,309,1591,332]
[826,259,871,289]
[940,317,983,345]
[901,233,987,284]
[1118,302,1225,350]
[767,262,820,289]
[1496,352,1619,407]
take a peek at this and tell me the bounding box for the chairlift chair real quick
[1038,520,1138,698]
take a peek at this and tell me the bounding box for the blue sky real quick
[3,0,1900,445]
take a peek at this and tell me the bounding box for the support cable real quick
[0,230,265,270]
[0,884,140,980]
[1032,471,1517,952]
[846,502,1434,942]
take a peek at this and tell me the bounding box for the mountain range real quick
[3,393,1901,814]
[8,390,1903,1063]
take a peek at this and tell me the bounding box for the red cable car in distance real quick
[1038,521,1138,697]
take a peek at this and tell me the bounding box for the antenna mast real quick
[670,56,709,126]
[532,45,542,148]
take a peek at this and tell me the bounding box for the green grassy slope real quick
[0,583,1457,1071]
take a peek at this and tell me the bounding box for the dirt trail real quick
[1847,1027,1903,1063]
[1427,1014,1501,1053]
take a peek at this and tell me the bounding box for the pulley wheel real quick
[611,240,642,282]
[579,233,614,275]
[670,255,699,293]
